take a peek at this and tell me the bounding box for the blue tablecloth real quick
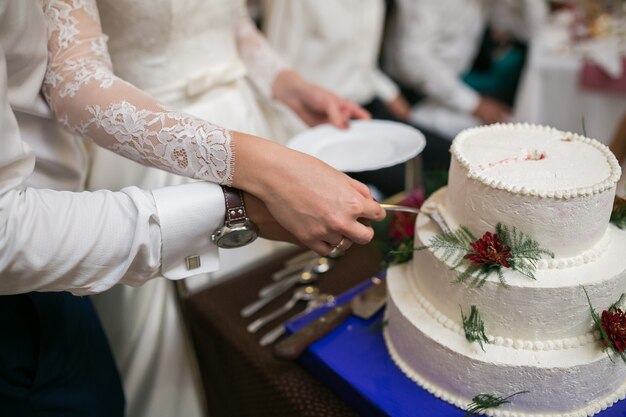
[286,277,626,417]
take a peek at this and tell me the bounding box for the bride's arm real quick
[234,12,369,128]
[42,0,235,185]
[233,13,290,100]
[42,0,385,255]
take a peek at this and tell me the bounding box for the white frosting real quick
[405,267,599,352]
[414,188,626,342]
[429,199,612,270]
[447,124,620,258]
[383,124,626,415]
[386,264,626,416]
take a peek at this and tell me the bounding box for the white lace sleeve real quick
[41,0,235,185]
[235,13,290,99]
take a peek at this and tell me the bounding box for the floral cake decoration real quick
[584,288,626,364]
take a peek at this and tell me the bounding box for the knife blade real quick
[273,277,387,360]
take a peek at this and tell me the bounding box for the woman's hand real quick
[273,70,370,129]
[231,132,386,255]
[386,93,412,121]
[472,96,512,125]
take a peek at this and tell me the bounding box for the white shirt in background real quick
[262,0,399,105]
[384,0,548,114]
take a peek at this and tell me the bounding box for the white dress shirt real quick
[384,0,548,113]
[262,0,399,105]
[0,0,225,295]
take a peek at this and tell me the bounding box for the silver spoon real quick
[284,248,343,267]
[247,286,320,333]
[272,256,334,282]
[240,271,319,318]
[259,293,335,346]
[259,257,331,298]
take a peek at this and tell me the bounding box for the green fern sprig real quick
[464,390,529,417]
[418,225,476,268]
[609,293,626,312]
[455,263,506,288]
[387,240,415,265]
[461,305,489,351]
[416,223,552,288]
[497,223,554,280]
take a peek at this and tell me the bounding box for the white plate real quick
[286,120,426,172]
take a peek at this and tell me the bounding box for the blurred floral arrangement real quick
[552,0,626,40]
[378,187,425,267]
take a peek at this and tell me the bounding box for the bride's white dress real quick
[87,1,293,416]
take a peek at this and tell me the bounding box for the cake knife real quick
[273,277,386,360]
[381,203,450,233]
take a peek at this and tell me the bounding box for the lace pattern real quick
[235,14,289,99]
[41,0,235,185]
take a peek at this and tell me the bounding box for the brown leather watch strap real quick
[222,186,247,223]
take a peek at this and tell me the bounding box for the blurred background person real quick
[263,0,409,122]
[383,0,548,140]
[262,0,452,198]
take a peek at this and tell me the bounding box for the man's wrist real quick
[152,182,225,279]
[211,185,259,248]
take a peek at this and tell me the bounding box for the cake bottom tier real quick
[385,263,626,417]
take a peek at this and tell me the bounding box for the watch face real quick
[219,229,257,248]
[214,222,259,248]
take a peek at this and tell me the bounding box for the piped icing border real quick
[536,228,610,270]
[383,327,626,417]
[405,264,599,351]
[450,123,622,199]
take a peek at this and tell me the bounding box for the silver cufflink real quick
[185,255,201,270]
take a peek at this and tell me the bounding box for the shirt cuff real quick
[152,182,225,280]
[449,85,480,114]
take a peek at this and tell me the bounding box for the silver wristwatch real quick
[211,186,259,248]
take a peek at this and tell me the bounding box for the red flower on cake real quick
[601,309,626,352]
[465,232,512,268]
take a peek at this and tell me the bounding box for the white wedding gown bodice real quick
[82,2,292,417]
[87,0,289,191]
[98,0,245,98]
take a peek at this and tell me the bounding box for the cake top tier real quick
[450,124,621,198]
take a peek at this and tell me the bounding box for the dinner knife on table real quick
[273,277,387,360]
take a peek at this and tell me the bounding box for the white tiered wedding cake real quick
[385,123,626,416]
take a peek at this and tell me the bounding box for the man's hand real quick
[273,70,370,129]
[244,192,299,245]
[472,96,512,125]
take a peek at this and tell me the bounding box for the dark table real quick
[182,243,383,417]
